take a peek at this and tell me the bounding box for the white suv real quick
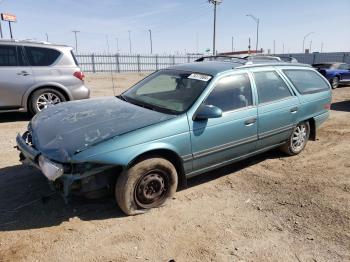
[0,39,90,114]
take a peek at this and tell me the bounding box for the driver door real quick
[189,73,258,172]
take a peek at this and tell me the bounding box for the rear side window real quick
[283,70,330,94]
[205,74,253,112]
[253,71,292,104]
[24,46,61,66]
[0,45,17,66]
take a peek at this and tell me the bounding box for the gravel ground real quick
[0,73,349,262]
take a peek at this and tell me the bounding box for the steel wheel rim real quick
[291,124,307,152]
[134,170,169,209]
[36,93,61,111]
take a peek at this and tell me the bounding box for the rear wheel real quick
[280,121,310,156]
[115,157,178,215]
[29,88,66,115]
[330,77,339,89]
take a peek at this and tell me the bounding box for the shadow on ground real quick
[331,100,350,112]
[0,150,286,232]
[0,112,31,123]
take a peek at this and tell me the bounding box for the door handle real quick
[244,117,257,126]
[290,106,298,113]
[17,71,30,76]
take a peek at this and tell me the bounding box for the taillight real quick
[73,71,85,81]
[324,103,331,110]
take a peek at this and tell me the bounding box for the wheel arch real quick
[22,83,72,111]
[127,148,187,190]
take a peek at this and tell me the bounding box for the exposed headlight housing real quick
[38,155,64,181]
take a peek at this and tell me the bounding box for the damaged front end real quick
[16,131,121,200]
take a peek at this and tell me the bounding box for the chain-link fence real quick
[75,52,350,73]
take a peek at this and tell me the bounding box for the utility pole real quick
[273,40,276,55]
[321,42,324,53]
[209,0,222,55]
[302,32,314,53]
[45,33,49,42]
[231,36,234,52]
[0,0,3,39]
[128,30,132,54]
[246,14,259,52]
[148,29,153,54]
[282,43,285,54]
[248,37,251,53]
[72,30,80,53]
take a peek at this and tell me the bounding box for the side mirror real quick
[194,104,222,121]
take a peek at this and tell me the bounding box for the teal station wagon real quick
[17,59,332,215]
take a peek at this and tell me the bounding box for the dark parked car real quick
[313,62,350,89]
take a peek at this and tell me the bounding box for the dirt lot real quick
[0,73,349,262]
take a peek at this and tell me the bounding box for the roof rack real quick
[195,55,247,63]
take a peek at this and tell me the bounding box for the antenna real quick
[106,35,116,96]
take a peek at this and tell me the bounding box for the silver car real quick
[0,39,90,114]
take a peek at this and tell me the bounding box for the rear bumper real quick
[70,84,90,101]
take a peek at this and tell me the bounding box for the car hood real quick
[30,97,176,162]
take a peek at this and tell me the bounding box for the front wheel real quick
[280,121,310,156]
[115,157,178,215]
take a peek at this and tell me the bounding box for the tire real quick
[115,157,178,215]
[280,121,310,156]
[330,77,339,89]
[29,88,66,115]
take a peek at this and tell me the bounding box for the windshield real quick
[123,70,212,114]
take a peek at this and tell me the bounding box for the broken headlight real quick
[38,155,64,181]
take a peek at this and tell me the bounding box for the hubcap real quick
[36,93,61,111]
[135,170,168,209]
[291,124,307,152]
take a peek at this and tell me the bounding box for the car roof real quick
[0,39,71,49]
[167,61,311,76]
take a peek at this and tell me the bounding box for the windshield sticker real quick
[188,73,212,82]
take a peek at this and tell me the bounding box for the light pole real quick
[321,42,324,53]
[45,33,49,42]
[72,30,80,53]
[116,37,119,53]
[302,32,314,53]
[208,0,222,55]
[148,29,153,54]
[246,14,259,52]
[273,40,276,55]
[231,36,234,52]
[309,40,312,53]
[128,30,132,54]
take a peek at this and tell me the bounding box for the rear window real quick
[283,69,330,94]
[24,46,61,66]
[0,45,17,66]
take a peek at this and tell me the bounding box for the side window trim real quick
[202,72,254,113]
[251,69,295,106]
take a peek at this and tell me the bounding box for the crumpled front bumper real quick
[16,132,115,198]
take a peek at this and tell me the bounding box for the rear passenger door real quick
[252,70,299,149]
[0,45,34,109]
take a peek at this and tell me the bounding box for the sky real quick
[0,0,349,54]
